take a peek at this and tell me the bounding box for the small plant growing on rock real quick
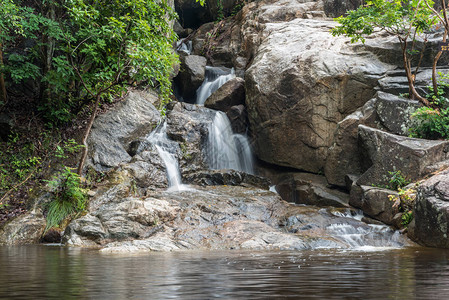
[44,167,87,231]
[388,187,417,228]
[388,170,410,190]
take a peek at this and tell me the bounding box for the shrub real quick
[45,167,87,231]
[409,107,449,139]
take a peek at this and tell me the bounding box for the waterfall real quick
[207,111,254,174]
[196,66,235,105]
[147,122,187,191]
[176,39,193,55]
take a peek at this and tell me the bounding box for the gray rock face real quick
[87,91,161,172]
[323,0,363,17]
[184,169,270,189]
[357,125,449,187]
[411,169,449,248]
[227,104,248,134]
[324,98,378,187]
[63,183,409,252]
[349,185,399,226]
[174,55,207,101]
[0,210,46,245]
[276,172,349,208]
[374,92,420,135]
[204,77,245,112]
[245,19,391,173]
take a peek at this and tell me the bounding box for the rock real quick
[412,169,449,248]
[63,184,409,252]
[175,0,240,29]
[374,91,421,135]
[323,0,363,17]
[276,173,349,208]
[174,55,207,101]
[204,77,245,112]
[0,210,46,245]
[41,228,62,243]
[227,105,248,134]
[0,113,13,142]
[324,98,378,187]
[184,169,271,189]
[357,125,449,187]
[245,19,392,173]
[350,185,399,226]
[87,90,160,172]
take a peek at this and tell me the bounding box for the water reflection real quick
[1,246,449,299]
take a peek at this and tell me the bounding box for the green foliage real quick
[45,167,87,230]
[388,170,409,190]
[401,210,413,227]
[67,0,178,109]
[231,1,245,16]
[409,107,449,139]
[331,0,436,43]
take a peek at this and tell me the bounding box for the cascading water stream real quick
[327,209,404,250]
[146,121,187,191]
[207,111,254,174]
[175,38,193,55]
[196,66,235,105]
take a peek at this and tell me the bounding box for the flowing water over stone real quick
[145,121,187,191]
[207,111,254,173]
[2,246,449,299]
[175,38,193,55]
[196,66,235,105]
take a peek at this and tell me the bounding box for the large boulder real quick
[324,98,378,187]
[374,91,420,135]
[204,77,245,112]
[0,209,46,245]
[87,90,161,172]
[174,55,207,101]
[275,172,349,208]
[245,19,391,173]
[357,125,449,187]
[411,169,449,248]
[349,185,399,226]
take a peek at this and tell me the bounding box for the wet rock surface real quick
[63,184,409,252]
[204,77,245,112]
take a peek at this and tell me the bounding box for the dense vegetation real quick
[0,0,195,230]
[332,0,449,139]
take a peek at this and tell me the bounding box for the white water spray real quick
[207,111,253,174]
[147,122,188,191]
[196,66,235,105]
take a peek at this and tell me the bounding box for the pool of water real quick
[1,245,449,299]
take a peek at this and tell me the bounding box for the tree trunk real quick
[433,0,449,95]
[77,95,101,176]
[400,39,431,107]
